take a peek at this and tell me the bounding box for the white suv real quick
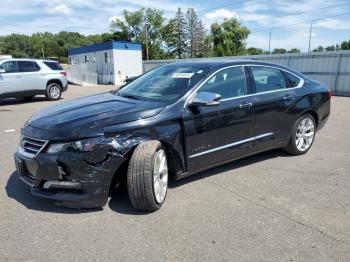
[0,59,68,101]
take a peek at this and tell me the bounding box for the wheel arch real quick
[47,79,63,88]
[301,110,319,127]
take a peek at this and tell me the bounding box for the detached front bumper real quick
[14,148,125,208]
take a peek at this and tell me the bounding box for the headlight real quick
[47,143,67,154]
[47,135,130,154]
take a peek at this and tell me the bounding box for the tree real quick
[109,8,166,60]
[211,18,250,57]
[164,8,187,58]
[313,45,324,52]
[272,48,287,54]
[341,40,350,50]
[185,8,207,58]
[288,48,300,53]
[246,47,263,55]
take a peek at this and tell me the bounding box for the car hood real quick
[24,92,165,140]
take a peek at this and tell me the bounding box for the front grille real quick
[22,172,36,185]
[20,136,49,157]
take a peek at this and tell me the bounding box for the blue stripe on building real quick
[68,41,142,56]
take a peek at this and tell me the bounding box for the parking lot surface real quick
[0,86,349,261]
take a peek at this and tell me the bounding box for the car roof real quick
[164,59,304,77]
[1,58,58,63]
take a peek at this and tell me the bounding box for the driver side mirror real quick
[0,69,5,74]
[189,92,221,106]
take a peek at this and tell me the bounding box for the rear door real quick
[248,65,300,150]
[17,61,44,91]
[0,61,22,95]
[183,66,255,172]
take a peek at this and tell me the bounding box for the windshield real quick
[118,65,210,103]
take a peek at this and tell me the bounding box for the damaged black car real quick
[14,60,331,211]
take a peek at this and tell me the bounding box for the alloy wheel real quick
[153,149,168,204]
[295,117,315,152]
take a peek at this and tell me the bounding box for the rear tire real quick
[127,141,168,211]
[46,83,62,101]
[284,114,316,155]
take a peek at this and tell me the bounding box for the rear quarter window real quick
[44,61,63,70]
[284,71,301,87]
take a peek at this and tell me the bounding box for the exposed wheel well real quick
[47,79,63,89]
[303,110,319,127]
[108,140,184,195]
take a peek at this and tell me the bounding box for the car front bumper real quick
[14,148,126,208]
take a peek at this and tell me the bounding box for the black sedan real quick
[14,60,331,211]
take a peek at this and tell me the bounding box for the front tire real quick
[46,83,62,101]
[284,114,316,155]
[127,141,168,211]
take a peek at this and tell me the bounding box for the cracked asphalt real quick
[0,86,349,261]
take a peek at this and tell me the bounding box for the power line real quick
[252,1,350,24]
[250,10,350,34]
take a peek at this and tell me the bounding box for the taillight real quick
[328,89,333,99]
[60,71,67,77]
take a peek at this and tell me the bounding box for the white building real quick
[0,55,12,62]
[68,41,143,85]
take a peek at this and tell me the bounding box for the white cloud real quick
[48,4,73,15]
[314,19,350,30]
[205,9,239,21]
[108,16,122,23]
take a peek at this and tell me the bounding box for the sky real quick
[1,0,350,52]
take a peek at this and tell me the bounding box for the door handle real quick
[15,75,21,79]
[239,102,253,109]
[283,95,295,101]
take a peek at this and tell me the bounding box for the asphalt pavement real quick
[0,85,349,261]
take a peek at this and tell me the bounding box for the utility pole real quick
[308,23,313,53]
[41,47,45,59]
[268,29,271,54]
[144,22,150,60]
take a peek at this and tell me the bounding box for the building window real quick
[69,57,72,64]
[85,55,89,63]
[105,52,111,63]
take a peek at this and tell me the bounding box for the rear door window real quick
[18,61,40,72]
[0,61,19,73]
[43,61,63,70]
[251,66,287,93]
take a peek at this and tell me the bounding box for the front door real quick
[183,66,255,172]
[0,61,22,96]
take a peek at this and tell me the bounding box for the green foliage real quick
[164,8,187,59]
[110,8,166,60]
[0,31,113,63]
[272,48,287,54]
[211,18,250,57]
[288,48,300,53]
[341,40,350,50]
[186,8,207,58]
[246,47,264,55]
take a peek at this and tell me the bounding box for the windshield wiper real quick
[118,92,140,100]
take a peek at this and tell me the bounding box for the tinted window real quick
[44,61,63,70]
[285,71,301,87]
[199,66,247,99]
[118,66,210,103]
[251,66,286,93]
[0,61,18,73]
[18,61,39,72]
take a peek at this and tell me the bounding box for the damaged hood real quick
[24,92,165,140]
